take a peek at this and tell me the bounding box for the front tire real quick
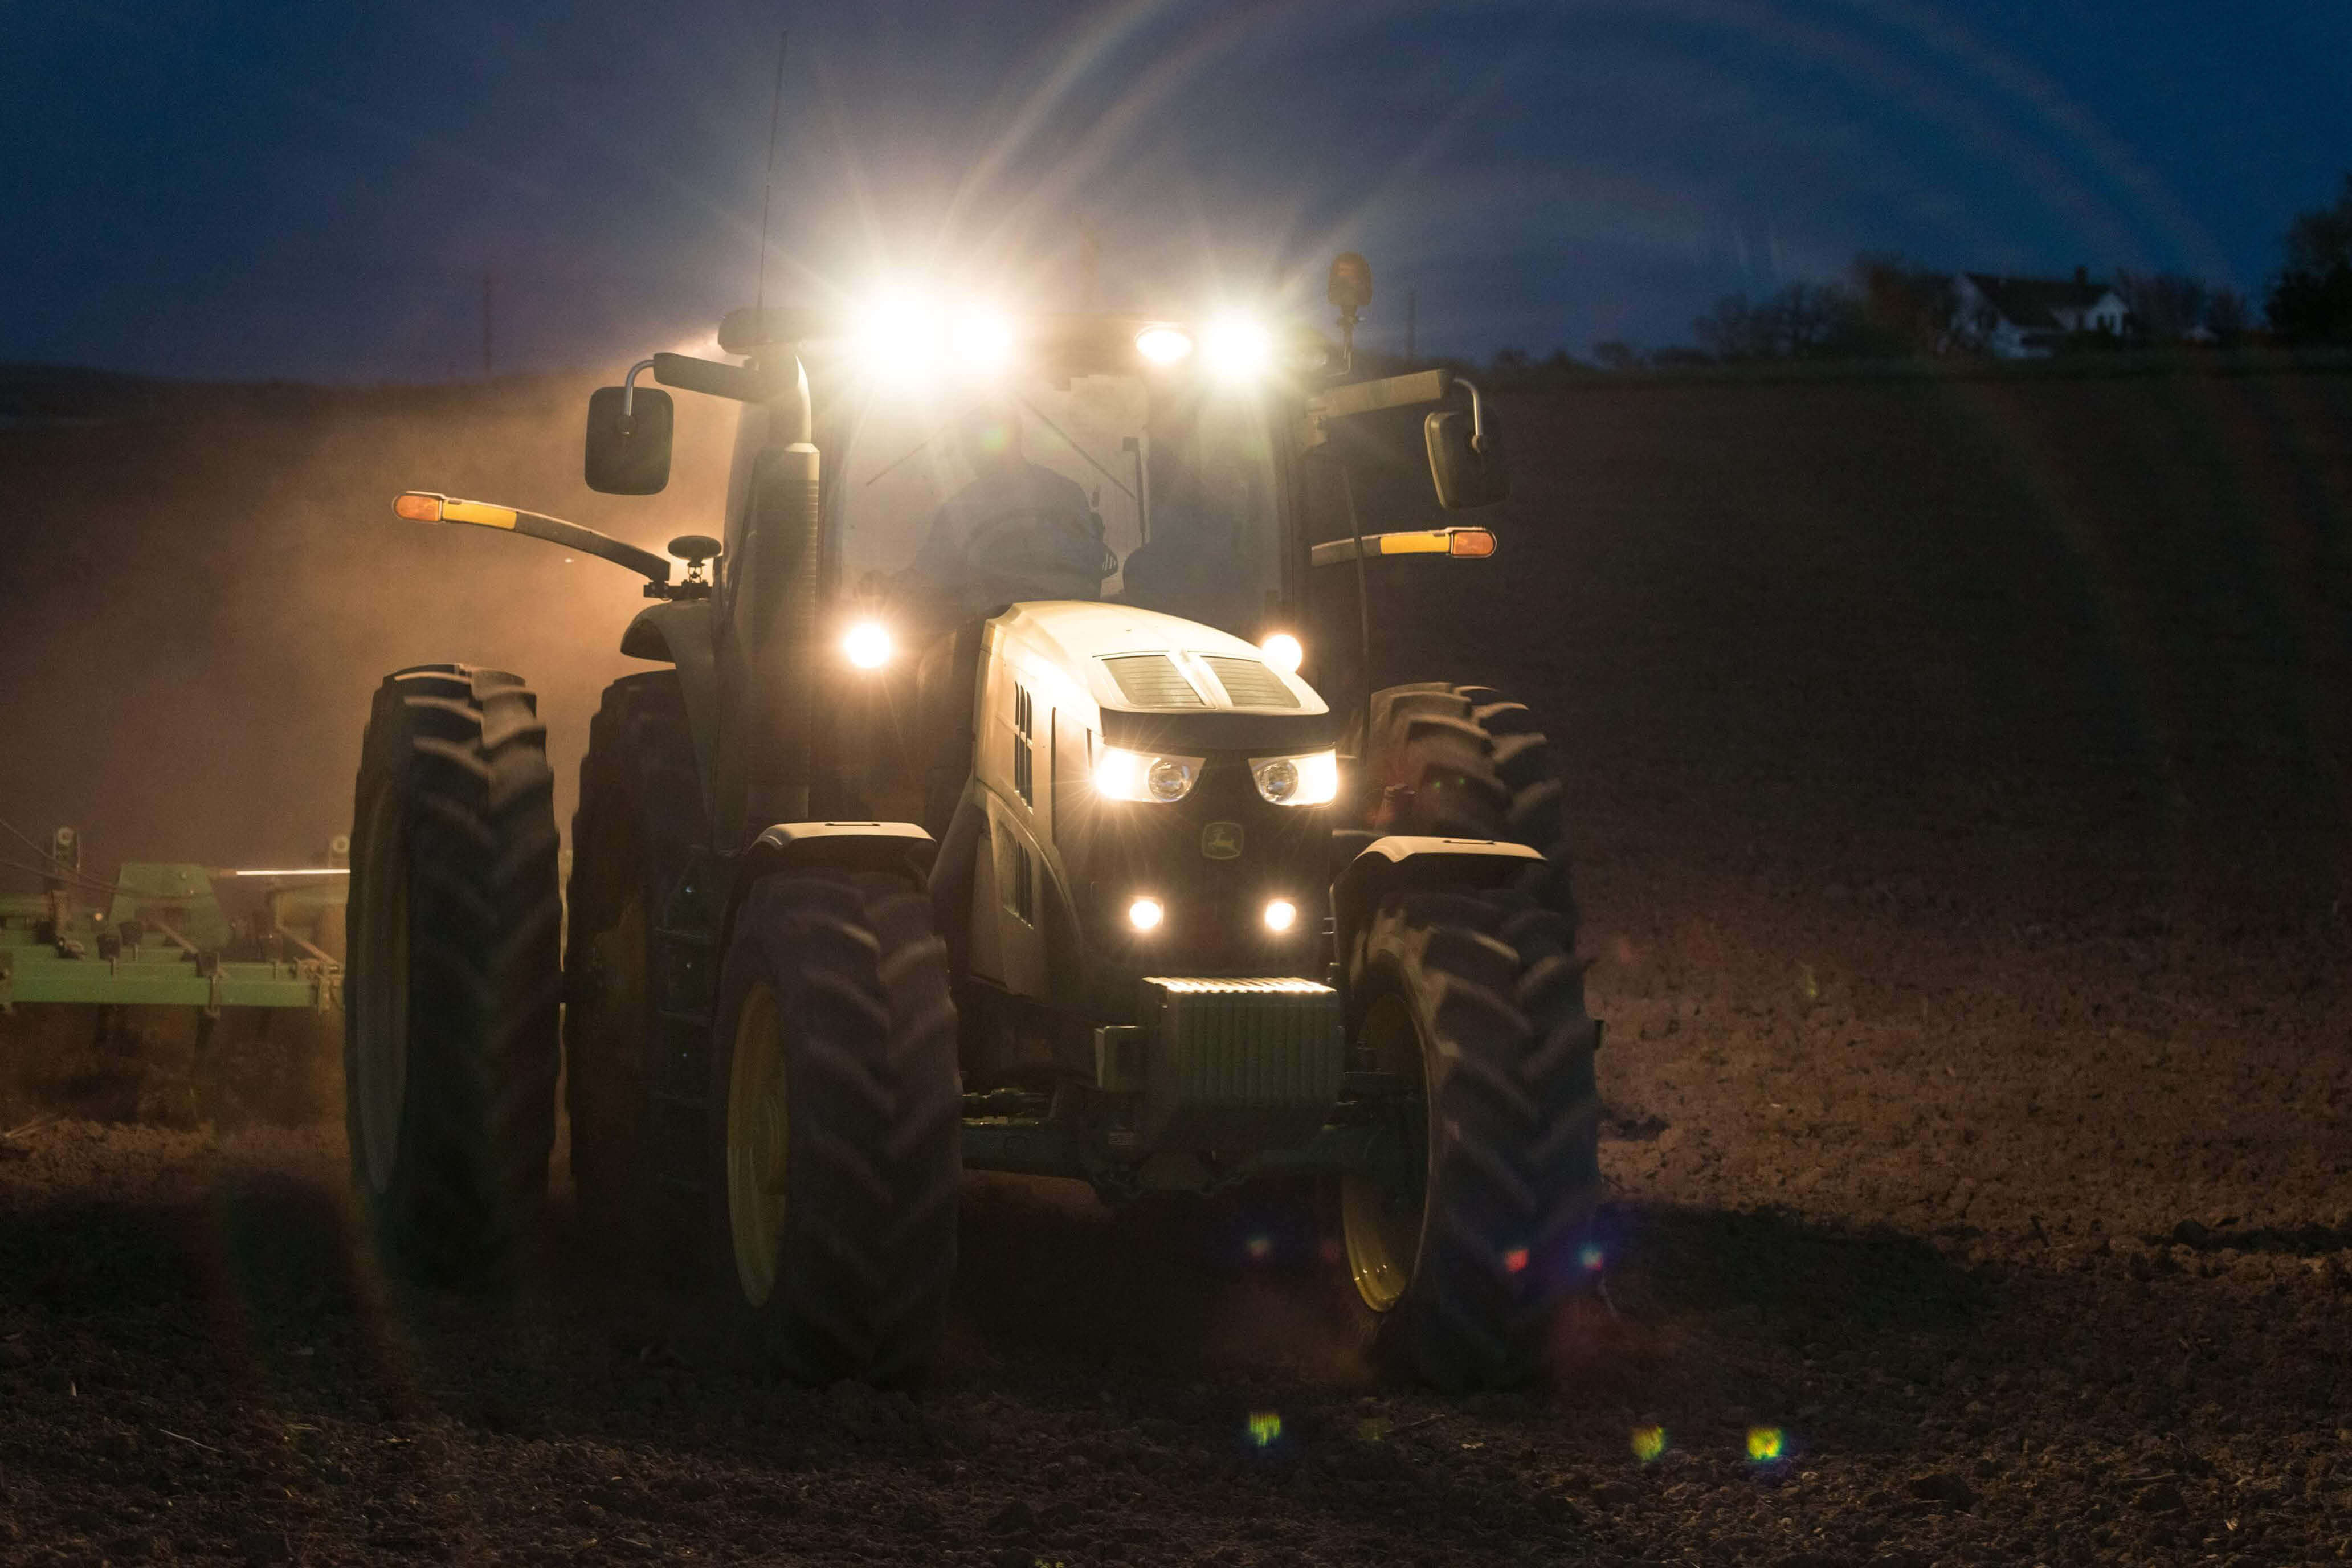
[1341,880,1601,1389]
[346,665,562,1284]
[708,871,960,1384]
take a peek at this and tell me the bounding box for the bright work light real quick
[842,620,893,669]
[1128,896,1165,932]
[1263,898,1298,933]
[1135,325,1194,365]
[1259,632,1303,675]
[1203,314,1273,381]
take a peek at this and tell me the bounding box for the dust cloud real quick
[0,373,736,879]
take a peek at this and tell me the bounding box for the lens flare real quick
[1248,1411,1282,1448]
[950,309,1016,374]
[1747,1427,1785,1463]
[1503,1247,1529,1273]
[1246,1233,1272,1261]
[1631,1426,1668,1463]
[1579,1243,1606,1272]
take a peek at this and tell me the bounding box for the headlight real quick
[1250,749,1338,807]
[841,620,893,669]
[1094,746,1203,803]
[1259,632,1303,675]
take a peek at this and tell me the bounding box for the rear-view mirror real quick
[585,385,673,495]
[1426,406,1508,509]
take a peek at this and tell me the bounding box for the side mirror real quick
[585,385,673,495]
[1425,403,1508,509]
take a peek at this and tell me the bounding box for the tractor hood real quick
[985,602,1337,753]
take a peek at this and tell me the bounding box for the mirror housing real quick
[1425,404,1508,509]
[585,385,673,495]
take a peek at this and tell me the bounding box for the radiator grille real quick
[1101,654,1205,708]
[1200,656,1299,708]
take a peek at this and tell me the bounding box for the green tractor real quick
[345,255,1600,1387]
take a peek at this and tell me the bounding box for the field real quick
[3,363,2350,1565]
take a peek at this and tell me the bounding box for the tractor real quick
[345,254,1600,1388]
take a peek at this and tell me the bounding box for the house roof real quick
[1961,273,2118,329]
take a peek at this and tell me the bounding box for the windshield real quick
[830,374,1281,639]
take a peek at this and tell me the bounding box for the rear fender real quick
[1330,834,1545,1007]
[620,600,721,823]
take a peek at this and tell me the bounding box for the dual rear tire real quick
[351,667,959,1384]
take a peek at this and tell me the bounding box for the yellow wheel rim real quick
[726,980,789,1307]
[1341,993,1428,1313]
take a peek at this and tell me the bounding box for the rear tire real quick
[1340,881,1601,1389]
[563,673,715,1268]
[346,664,562,1285]
[707,871,960,1384]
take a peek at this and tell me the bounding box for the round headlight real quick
[1146,757,1194,802]
[1260,632,1303,675]
[1128,896,1165,931]
[1263,898,1297,933]
[1135,326,1194,365]
[1257,757,1299,803]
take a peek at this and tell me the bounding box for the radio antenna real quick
[755,30,789,316]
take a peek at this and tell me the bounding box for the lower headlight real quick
[1263,898,1297,933]
[1128,896,1165,931]
[1249,749,1338,806]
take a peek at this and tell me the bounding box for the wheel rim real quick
[726,979,790,1307]
[1341,993,1430,1313]
[352,784,409,1196]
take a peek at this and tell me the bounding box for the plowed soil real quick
[4,365,2351,1565]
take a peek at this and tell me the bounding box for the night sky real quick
[13,1,2350,382]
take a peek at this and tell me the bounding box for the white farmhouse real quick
[1952,268,2132,359]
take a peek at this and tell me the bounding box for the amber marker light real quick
[394,491,446,522]
[1449,528,1497,557]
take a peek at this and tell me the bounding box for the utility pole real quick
[1406,285,1418,362]
[481,271,495,379]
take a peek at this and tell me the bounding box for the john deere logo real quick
[1200,822,1244,860]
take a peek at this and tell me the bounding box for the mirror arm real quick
[1455,376,1487,453]
[618,359,658,432]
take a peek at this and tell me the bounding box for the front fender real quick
[718,821,937,969]
[1330,834,1545,1003]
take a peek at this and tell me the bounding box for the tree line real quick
[1500,170,2352,373]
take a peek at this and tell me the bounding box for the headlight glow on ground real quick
[842,621,893,669]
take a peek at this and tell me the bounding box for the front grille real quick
[1200,656,1298,708]
[1102,654,1206,708]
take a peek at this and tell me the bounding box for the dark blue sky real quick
[12,1,2349,381]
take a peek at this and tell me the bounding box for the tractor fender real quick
[620,600,721,822]
[718,821,938,969]
[1330,835,1547,1001]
